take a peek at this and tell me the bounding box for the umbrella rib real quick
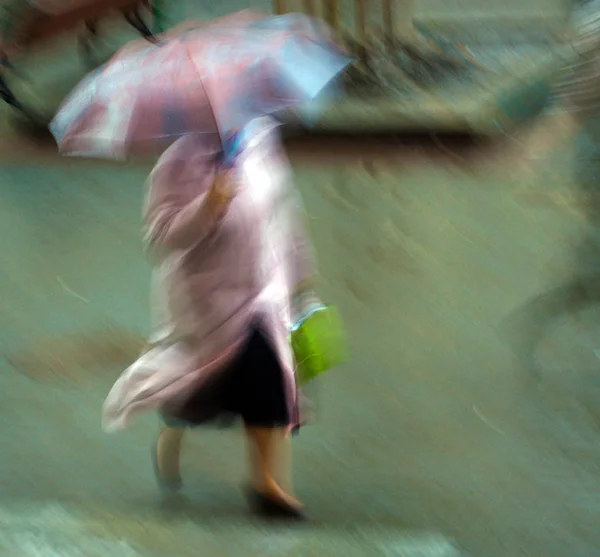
[182,40,223,148]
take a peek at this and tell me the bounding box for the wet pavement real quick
[0,502,462,556]
[2,109,600,556]
[2,6,600,555]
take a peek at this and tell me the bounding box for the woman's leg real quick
[275,432,294,495]
[224,325,303,514]
[155,426,185,485]
[245,426,301,508]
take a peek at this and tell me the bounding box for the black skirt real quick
[161,323,292,429]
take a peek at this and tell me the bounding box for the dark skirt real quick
[161,323,292,429]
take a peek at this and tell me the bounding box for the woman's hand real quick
[205,171,236,220]
[292,278,317,300]
[291,287,324,329]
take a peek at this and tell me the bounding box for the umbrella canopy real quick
[50,12,352,159]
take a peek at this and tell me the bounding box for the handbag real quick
[290,296,347,386]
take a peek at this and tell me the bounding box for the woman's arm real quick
[144,190,214,254]
[143,159,234,257]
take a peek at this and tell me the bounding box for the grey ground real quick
[2,4,600,557]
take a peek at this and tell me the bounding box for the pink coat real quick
[102,119,315,432]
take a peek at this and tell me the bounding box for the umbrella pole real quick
[274,0,286,15]
[355,0,368,62]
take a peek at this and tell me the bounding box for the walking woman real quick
[102,118,319,519]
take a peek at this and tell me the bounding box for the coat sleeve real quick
[282,188,325,327]
[264,132,318,294]
[143,156,220,256]
[275,160,317,294]
[286,189,317,292]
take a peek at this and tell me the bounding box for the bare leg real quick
[156,427,185,485]
[275,432,294,495]
[245,427,302,508]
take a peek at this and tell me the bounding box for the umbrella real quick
[50,12,352,159]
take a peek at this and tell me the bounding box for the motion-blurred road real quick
[3,98,600,557]
[2,7,600,557]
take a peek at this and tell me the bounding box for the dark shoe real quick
[151,440,183,493]
[246,488,307,521]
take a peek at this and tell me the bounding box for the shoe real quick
[151,439,183,493]
[246,487,307,521]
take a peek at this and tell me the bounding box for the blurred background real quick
[1,1,599,557]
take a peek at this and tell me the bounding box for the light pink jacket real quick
[102,119,315,432]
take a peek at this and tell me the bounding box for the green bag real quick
[291,305,348,386]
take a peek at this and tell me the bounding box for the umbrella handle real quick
[220,129,244,169]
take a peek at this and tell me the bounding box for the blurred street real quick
[3,100,600,556]
[3,6,600,557]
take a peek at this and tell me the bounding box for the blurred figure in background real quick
[504,0,600,373]
[102,118,320,519]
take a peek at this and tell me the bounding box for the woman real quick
[102,117,318,519]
